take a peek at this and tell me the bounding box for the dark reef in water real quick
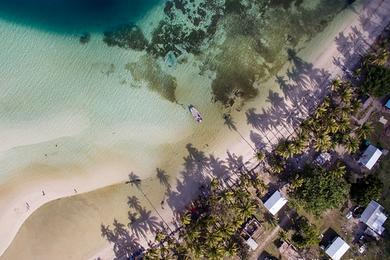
[103,24,148,51]
[125,55,178,102]
[0,0,161,32]
[79,32,91,44]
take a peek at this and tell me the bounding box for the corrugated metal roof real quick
[360,200,387,235]
[264,191,288,215]
[358,145,382,170]
[325,237,350,260]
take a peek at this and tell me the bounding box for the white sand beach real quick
[1,0,390,259]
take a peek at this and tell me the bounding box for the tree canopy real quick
[361,64,390,97]
[350,174,384,206]
[291,165,350,216]
[143,178,259,259]
[291,216,320,249]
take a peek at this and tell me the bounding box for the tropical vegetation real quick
[143,177,261,259]
[350,174,384,206]
[290,164,350,216]
[291,216,320,249]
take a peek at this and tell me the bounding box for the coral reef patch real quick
[103,24,148,51]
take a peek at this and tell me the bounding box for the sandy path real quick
[1,0,390,259]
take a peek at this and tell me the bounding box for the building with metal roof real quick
[325,237,350,260]
[358,145,382,170]
[263,190,288,216]
[360,200,387,236]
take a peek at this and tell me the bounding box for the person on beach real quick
[160,200,165,209]
[26,202,30,210]
[42,190,45,196]
[74,188,77,193]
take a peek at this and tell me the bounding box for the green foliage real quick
[356,122,374,140]
[291,216,320,249]
[267,154,286,174]
[291,165,350,216]
[299,80,364,154]
[350,175,384,206]
[255,151,265,162]
[145,178,257,259]
[361,64,390,97]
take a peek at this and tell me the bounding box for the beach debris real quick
[189,105,203,123]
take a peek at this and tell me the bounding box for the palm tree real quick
[313,133,333,152]
[208,246,225,259]
[181,212,192,226]
[324,117,339,134]
[252,177,266,196]
[338,117,351,133]
[331,163,346,179]
[351,100,361,114]
[276,140,297,159]
[339,87,353,104]
[239,200,256,220]
[331,78,342,92]
[344,136,359,154]
[356,122,374,140]
[255,151,265,162]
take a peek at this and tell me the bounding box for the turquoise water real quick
[0,0,162,32]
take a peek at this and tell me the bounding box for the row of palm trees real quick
[143,174,266,259]
[272,79,373,161]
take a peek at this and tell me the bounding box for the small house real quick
[325,236,350,260]
[264,190,288,216]
[240,218,263,251]
[358,145,382,170]
[360,200,387,236]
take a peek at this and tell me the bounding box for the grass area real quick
[367,111,390,149]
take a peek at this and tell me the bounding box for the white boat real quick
[189,105,202,123]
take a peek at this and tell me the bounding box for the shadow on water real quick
[0,0,162,33]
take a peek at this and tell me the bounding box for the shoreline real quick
[2,0,390,259]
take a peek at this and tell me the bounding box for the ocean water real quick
[0,0,162,32]
[0,0,357,258]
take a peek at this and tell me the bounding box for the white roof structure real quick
[245,237,259,251]
[358,145,382,170]
[315,152,331,165]
[325,237,350,260]
[264,191,288,216]
[360,200,387,235]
